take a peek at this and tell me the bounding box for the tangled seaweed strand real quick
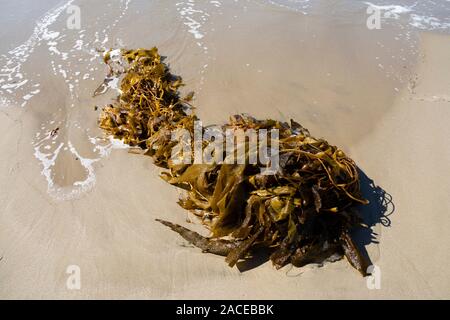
[98,48,370,276]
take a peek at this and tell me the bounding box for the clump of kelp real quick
[98,47,371,276]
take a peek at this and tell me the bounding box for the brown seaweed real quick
[97,47,371,276]
[50,127,60,137]
[156,219,242,256]
[340,232,370,276]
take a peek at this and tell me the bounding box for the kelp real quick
[98,47,371,276]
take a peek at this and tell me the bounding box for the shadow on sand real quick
[351,168,395,267]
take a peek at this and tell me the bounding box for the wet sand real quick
[0,0,449,299]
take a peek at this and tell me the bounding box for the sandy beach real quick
[0,0,449,299]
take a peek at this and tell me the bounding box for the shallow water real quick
[0,0,447,199]
[268,0,450,32]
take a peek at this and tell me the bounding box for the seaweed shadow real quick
[351,168,395,266]
[236,247,271,272]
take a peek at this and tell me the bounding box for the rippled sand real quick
[0,0,449,299]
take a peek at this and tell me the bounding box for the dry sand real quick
[0,0,449,299]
